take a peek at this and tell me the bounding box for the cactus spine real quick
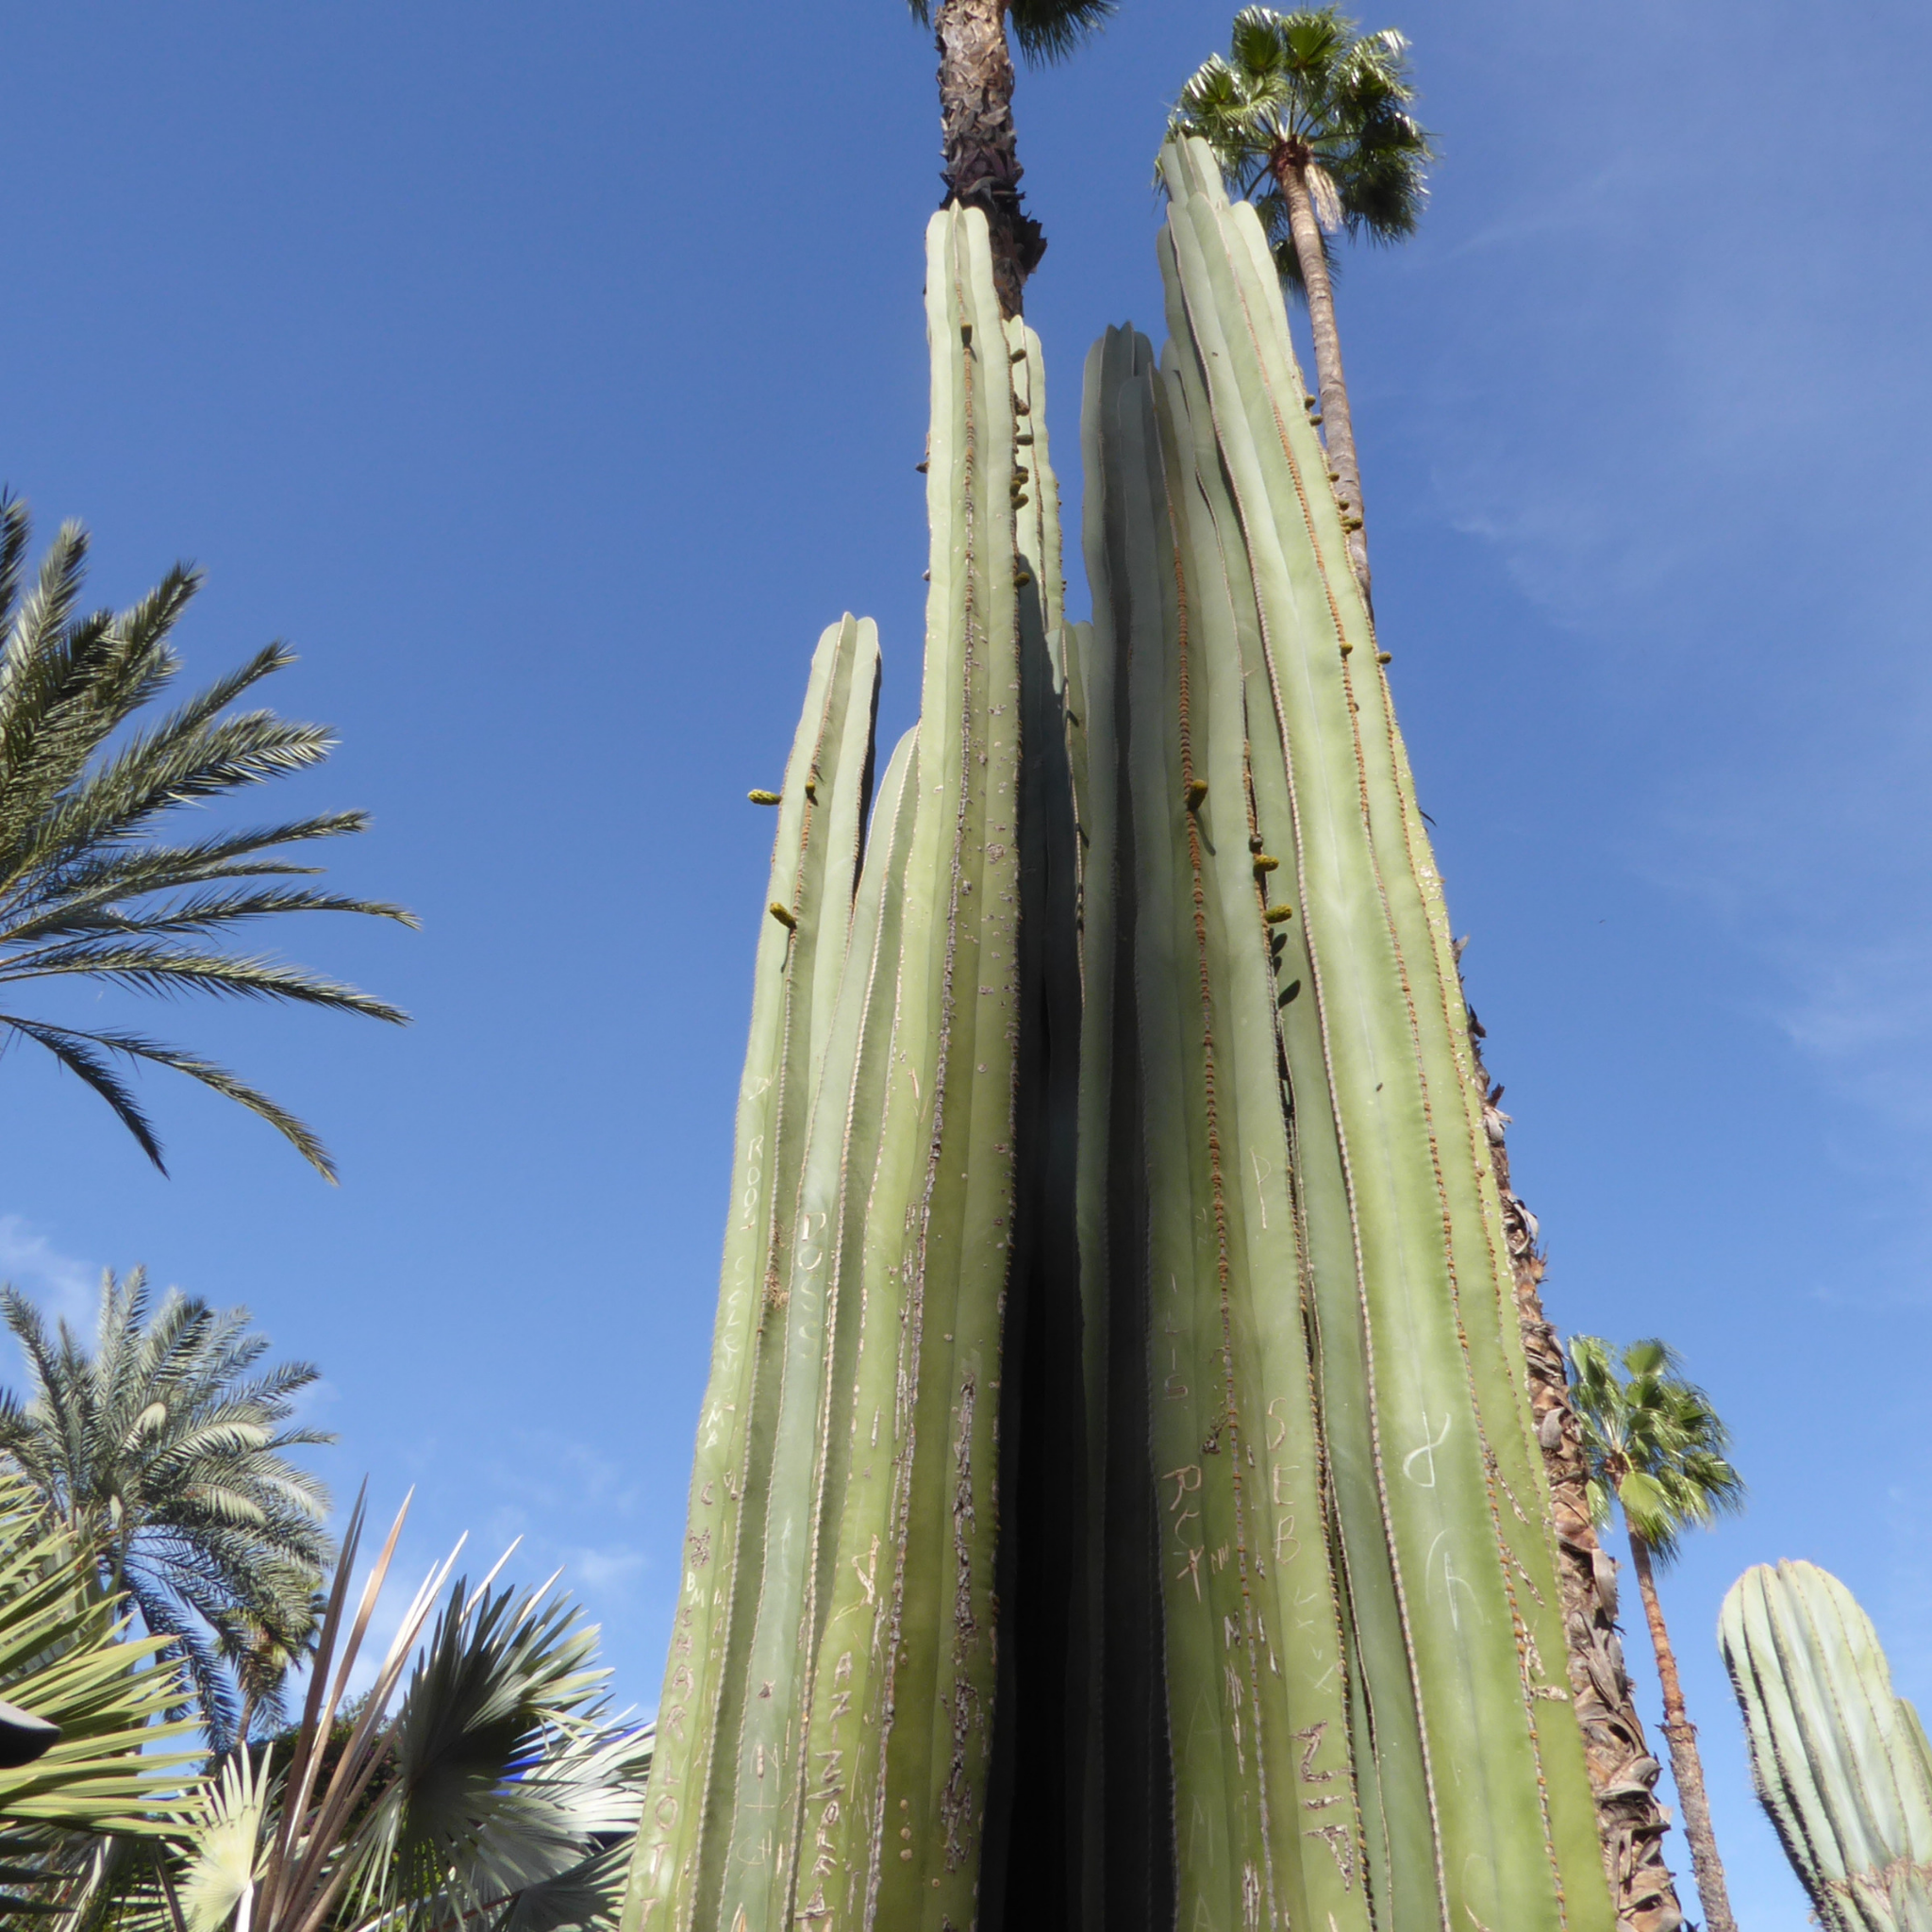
[1721,1561,1932,1931]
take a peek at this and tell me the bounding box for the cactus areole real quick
[623,162,1621,1932]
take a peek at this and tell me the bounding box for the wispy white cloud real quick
[565,1543,647,1596]
[0,1215,99,1336]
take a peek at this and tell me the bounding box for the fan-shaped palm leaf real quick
[127,1493,654,1932]
[1168,6,1434,598]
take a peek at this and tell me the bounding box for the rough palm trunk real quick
[1628,1525,1738,1932]
[1271,152,1370,603]
[1467,1025,1686,1932]
[935,0,1043,318]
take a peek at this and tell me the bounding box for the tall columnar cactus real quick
[1065,138,1612,1932]
[625,206,1066,1932]
[626,152,1626,1932]
[626,609,881,1931]
[1721,1561,1932,1932]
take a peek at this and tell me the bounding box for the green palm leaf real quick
[0,1471,200,1915]
[0,496,413,1176]
[0,1274,334,1753]
[1167,5,1433,298]
[905,0,1114,67]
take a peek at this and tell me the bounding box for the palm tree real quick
[0,1269,334,1754]
[907,0,1115,318]
[1169,6,1433,601]
[64,1493,654,1932]
[1570,1336,1745,1932]
[0,1469,201,1909]
[0,495,413,1180]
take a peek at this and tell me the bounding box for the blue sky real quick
[2,1,1927,1922]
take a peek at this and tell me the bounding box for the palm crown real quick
[0,497,412,1178]
[1169,5,1431,294]
[1568,1335,1746,1562]
[908,0,1115,65]
[0,1270,334,1751]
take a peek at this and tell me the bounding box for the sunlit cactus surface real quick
[623,154,1619,1932]
[1722,1560,1932,1932]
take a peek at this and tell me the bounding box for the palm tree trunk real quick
[934,0,1044,318]
[1271,154,1371,602]
[1467,1021,1687,1932]
[1627,1526,1737,1932]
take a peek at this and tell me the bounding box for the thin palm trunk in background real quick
[1629,1527,1738,1932]
[1570,1333,1745,1932]
[1273,151,1370,598]
[934,0,1043,316]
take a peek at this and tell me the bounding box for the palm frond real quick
[1168,4,1436,272]
[0,504,411,1175]
[0,941,410,1021]
[14,709,340,881]
[0,1473,199,1842]
[0,812,373,936]
[1009,0,1115,66]
[4,1015,375,1177]
[1566,1333,1746,1567]
[0,1019,170,1170]
[0,497,31,640]
[905,0,1114,68]
[0,1273,335,1756]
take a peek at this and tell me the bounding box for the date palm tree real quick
[0,1268,334,1754]
[0,494,413,1180]
[1169,5,1433,601]
[1570,1335,1745,1932]
[908,0,1115,318]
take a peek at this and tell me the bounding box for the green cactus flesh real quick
[625,162,1616,1932]
[1722,1560,1932,1931]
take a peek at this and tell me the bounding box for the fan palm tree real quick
[907,0,1115,318]
[0,1270,334,1755]
[0,495,413,1180]
[1570,1336,1745,1932]
[1169,6,1433,601]
[64,1493,654,1932]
